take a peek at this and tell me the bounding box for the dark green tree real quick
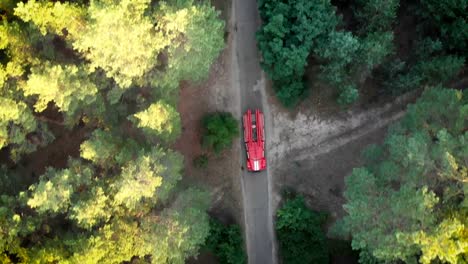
[276,196,329,264]
[256,0,339,106]
[419,0,468,53]
[205,218,247,264]
[353,0,399,33]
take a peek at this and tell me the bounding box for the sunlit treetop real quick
[129,101,181,143]
[22,63,98,114]
[150,0,225,91]
[0,97,37,149]
[73,0,163,89]
[14,0,86,37]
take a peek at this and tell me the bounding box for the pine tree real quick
[23,63,98,115]
[129,101,181,143]
[342,88,468,263]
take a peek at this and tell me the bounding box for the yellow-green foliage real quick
[130,101,181,142]
[14,0,86,37]
[112,150,165,210]
[0,20,40,78]
[0,0,224,262]
[26,165,93,214]
[399,217,468,264]
[23,63,98,113]
[142,188,211,264]
[153,0,225,90]
[68,186,110,230]
[80,129,140,167]
[73,0,163,88]
[0,97,37,149]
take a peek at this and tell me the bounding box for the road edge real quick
[259,72,278,264]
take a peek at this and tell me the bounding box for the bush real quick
[204,218,247,264]
[276,196,329,264]
[193,154,208,169]
[202,112,238,154]
[337,84,359,105]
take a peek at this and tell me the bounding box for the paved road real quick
[233,0,275,263]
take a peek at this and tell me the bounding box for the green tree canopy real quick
[151,0,225,91]
[23,63,98,114]
[73,0,162,89]
[0,97,36,149]
[14,0,86,37]
[256,0,339,106]
[0,0,225,262]
[204,218,247,264]
[276,196,329,264]
[129,101,181,142]
[342,88,468,263]
[353,0,399,33]
[420,0,468,53]
[5,146,206,263]
[0,0,224,264]
[80,129,140,167]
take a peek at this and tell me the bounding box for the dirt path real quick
[231,0,276,263]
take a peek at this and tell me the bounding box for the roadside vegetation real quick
[0,0,225,262]
[204,217,247,264]
[257,0,466,106]
[202,112,239,154]
[276,195,329,264]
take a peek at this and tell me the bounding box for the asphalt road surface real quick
[234,0,275,263]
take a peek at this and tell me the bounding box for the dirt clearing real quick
[266,84,420,222]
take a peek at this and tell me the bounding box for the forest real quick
[0,0,225,262]
[256,0,467,263]
[0,0,467,263]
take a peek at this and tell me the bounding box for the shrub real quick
[193,154,208,169]
[337,84,359,105]
[202,112,238,154]
[276,196,329,264]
